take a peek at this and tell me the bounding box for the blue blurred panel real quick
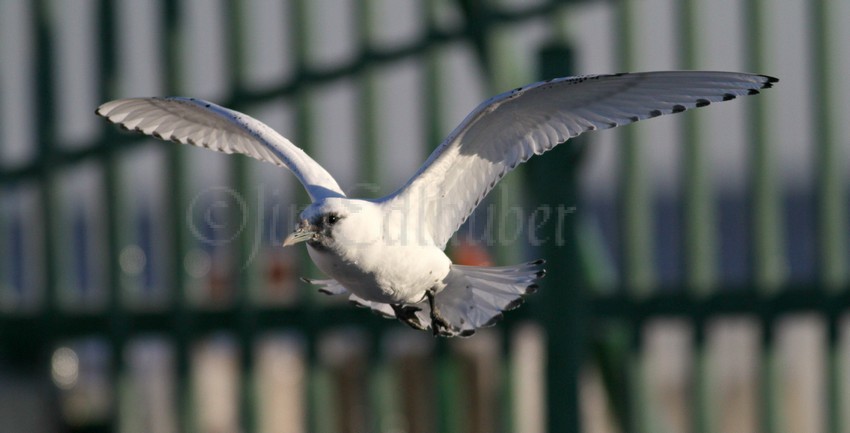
[784,192,816,284]
[653,197,683,289]
[72,206,90,296]
[137,204,156,293]
[718,194,752,288]
[9,211,25,296]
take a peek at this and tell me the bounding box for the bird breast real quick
[307,241,451,305]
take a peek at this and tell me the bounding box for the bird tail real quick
[425,260,545,337]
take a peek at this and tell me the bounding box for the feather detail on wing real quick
[301,277,348,296]
[96,97,345,202]
[382,71,777,248]
[303,277,398,319]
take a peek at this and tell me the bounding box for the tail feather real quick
[455,259,544,275]
[426,259,546,337]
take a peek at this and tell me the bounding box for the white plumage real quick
[97,71,777,337]
[95,97,345,202]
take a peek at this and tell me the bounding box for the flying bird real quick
[97,71,777,337]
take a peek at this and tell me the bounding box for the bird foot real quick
[427,290,454,337]
[391,304,426,330]
[430,314,453,337]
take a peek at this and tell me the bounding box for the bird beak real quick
[283,220,317,247]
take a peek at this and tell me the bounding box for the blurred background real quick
[1,0,849,432]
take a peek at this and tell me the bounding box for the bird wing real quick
[381,71,777,248]
[96,97,346,202]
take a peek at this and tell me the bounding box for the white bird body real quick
[301,198,452,305]
[97,71,777,336]
[308,239,452,305]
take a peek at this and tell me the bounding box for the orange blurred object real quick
[451,238,493,266]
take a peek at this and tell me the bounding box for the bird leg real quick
[391,304,426,330]
[426,289,452,337]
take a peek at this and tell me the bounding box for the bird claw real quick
[430,314,454,337]
[426,289,456,337]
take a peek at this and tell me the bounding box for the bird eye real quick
[327,214,340,225]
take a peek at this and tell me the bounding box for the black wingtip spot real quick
[747,89,760,95]
[649,109,662,118]
[629,116,640,122]
[484,313,505,328]
[532,258,546,265]
[505,298,525,311]
[459,329,476,337]
[672,104,686,113]
[526,284,539,294]
[300,277,312,284]
[318,289,335,296]
[695,99,711,108]
[723,93,737,101]
[536,270,547,279]
[761,75,779,83]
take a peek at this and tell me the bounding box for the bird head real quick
[283,198,377,249]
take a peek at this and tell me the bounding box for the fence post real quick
[526,43,587,433]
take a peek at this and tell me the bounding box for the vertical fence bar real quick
[677,1,716,294]
[357,0,380,192]
[500,332,516,433]
[826,319,842,433]
[441,107,461,433]
[742,2,784,433]
[616,0,654,295]
[478,0,525,267]
[809,0,846,292]
[355,3,389,431]
[676,2,715,433]
[759,324,782,433]
[744,0,785,291]
[615,2,652,432]
[423,1,445,161]
[223,2,258,432]
[289,1,324,431]
[423,4,458,432]
[29,12,61,432]
[808,3,846,433]
[96,0,128,430]
[33,0,58,386]
[528,43,585,433]
[290,0,317,278]
[486,8,528,263]
[160,1,194,431]
[354,57,409,433]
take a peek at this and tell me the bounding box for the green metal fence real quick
[1,0,848,432]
